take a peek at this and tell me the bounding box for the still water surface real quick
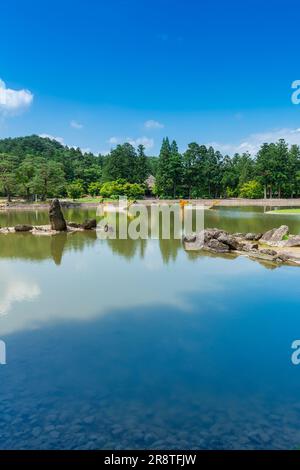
[1,206,300,449]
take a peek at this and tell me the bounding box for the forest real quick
[0,134,299,201]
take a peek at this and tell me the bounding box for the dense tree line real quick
[0,135,300,201]
[155,137,300,199]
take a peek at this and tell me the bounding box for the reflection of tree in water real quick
[0,210,48,227]
[107,238,147,260]
[0,231,98,264]
[0,233,53,262]
[159,238,181,264]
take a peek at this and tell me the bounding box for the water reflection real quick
[2,206,300,266]
[1,206,300,449]
[0,272,40,316]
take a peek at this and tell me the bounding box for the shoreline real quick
[2,197,300,211]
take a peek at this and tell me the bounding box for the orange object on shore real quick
[179,199,188,208]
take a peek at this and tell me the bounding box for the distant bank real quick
[2,198,300,211]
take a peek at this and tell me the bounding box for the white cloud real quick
[107,136,119,145]
[208,128,300,156]
[39,133,65,145]
[70,120,83,129]
[107,136,154,150]
[100,148,111,155]
[126,136,154,150]
[0,79,33,114]
[81,147,91,154]
[144,119,164,129]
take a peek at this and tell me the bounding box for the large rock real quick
[183,231,205,250]
[217,233,240,250]
[260,225,289,245]
[183,233,197,243]
[14,224,33,232]
[244,233,257,240]
[81,219,97,230]
[183,228,228,251]
[49,199,67,231]
[283,235,300,247]
[260,228,276,242]
[245,232,263,241]
[204,239,230,253]
[241,242,259,252]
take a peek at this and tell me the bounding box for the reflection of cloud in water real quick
[0,241,269,336]
[0,277,41,316]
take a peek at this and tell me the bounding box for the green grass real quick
[269,208,300,214]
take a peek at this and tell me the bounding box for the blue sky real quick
[0,0,300,155]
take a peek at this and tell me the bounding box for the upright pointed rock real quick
[49,199,67,231]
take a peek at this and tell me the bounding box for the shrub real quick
[88,182,102,197]
[67,180,85,200]
[225,187,237,198]
[239,180,263,199]
[100,179,145,199]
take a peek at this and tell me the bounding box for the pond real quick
[0,205,300,449]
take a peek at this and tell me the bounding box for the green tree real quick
[202,146,223,198]
[16,155,36,200]
[256,143,276,198]
[155,138,183,197]
[0,154,18,201]
[273,139,289,198]
[287,145,300,197]
[169,140,183,197]
[183,143,203,198]
[103,143,138,182]
[31,159,66,200]
[155,138,172,197]
[67,180,85,200]
[135,144,150,183]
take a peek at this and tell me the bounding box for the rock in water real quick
[244,233,257,240]
[217,233,240,250]
[68,222,81,228]
[245,232,263,241]
[82,219,97,230]
[14,224,33,232]
[204,239,230,253]
[260,225,289,245]
[49,199,67,231]
[259,248,278,256]
[183,233,197,243]
[283,235,300,247]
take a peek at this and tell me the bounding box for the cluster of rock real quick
[0,199,97,235]
[183,225,300,265]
